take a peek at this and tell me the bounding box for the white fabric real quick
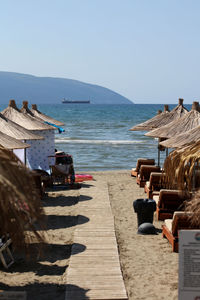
[164,219,172,233]
[26,130,55,171]
[153,195,159,205]
[13,148,25,164]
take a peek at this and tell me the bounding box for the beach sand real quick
[0,170,178,299]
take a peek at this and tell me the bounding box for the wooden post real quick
[158,146,160,167]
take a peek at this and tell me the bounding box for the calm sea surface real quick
[0,103,192,172]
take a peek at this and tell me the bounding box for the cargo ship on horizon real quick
[62,98,90,104]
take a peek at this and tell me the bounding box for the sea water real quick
[39,103,191,171]
[0,103,191,171]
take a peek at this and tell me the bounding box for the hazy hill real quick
[0,72,133,104]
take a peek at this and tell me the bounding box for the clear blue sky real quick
[0,0,200,103]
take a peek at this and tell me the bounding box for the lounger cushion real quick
[153,195,159,205]
[163,219,172,233]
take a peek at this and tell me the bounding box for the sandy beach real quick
[0,170,178,299]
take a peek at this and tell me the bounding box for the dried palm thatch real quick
[146,101,200,138]
[185,189,200,226]
[30,103,64,126]
[160,123,200,149]
[0,146,45,252]
[163,140,200,192]
[130,98,188,131]
[0,112,43,140]
[130,105,170,131]
[0,131,30,149]
[1,100,54,131]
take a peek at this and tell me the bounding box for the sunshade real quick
[30,103,64,126]
[130,98,188,131]
[159,123,200,149]
[0,112,43,140]
[0,146,45,251]
[0,131,30,149]
[163,140,200,192]
[146,101,200,139]
[1,100,54,131]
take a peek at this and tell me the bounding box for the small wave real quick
[55,139,145,145]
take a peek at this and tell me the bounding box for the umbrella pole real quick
[158,146,160,167]
[166,148,168,157]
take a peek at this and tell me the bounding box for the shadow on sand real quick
[0,282,89,300]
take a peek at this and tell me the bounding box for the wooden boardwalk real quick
[65,179,128,300]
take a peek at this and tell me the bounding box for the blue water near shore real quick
[0,103,192,171]
[39,103,192,171]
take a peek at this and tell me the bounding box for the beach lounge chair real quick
[144,172,166,199]
[162,211,197,252]
[50,165,69,185]
[154,189,190,221]
[136,165,161,187]
[131,158,155,177]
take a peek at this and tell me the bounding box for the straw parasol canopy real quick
[185,189,200,226]
[1,100,55,131]
[159,123,200,149]
[0,146,45,251]
[30,103,64,126]
[0,131,30,149]
[130,98,188,131]
[163,140,200,192]
[146,101,200,139]
[0,112,43,140]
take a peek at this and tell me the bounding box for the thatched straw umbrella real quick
[21,101,64,131]
[0,112,43,165]
[146,101,200,139]
[0,146,45,252]
[130,98,188,131]
[159,123,200,149]
[130,105,170,131]
[1,100,54,131]
[1,100,55,170]
[129,99,188,166]
[163,140,200,192]
[30,103,64,126]
[0,131,30,150]
[185,190,200,226]
[0,112,43,141]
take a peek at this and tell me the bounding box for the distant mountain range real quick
[0,72,133,105]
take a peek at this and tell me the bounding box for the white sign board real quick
[179,230,200,300]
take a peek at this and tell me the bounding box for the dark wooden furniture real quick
[155,189,190,221]
[131,158,155,177]
[162,212,198,252]
[144,172,166,199]
[136,165,161,187]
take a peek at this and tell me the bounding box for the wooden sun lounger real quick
[162,211,198,252]
[131,158,155,177]
[155,189,190,221]
[136,165,161,187]
[144,172,166,199]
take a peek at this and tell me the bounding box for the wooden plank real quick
[66,276,125,285]
[67,267,122,276]
[74,231,116,237]
[65,180,127,300]
[66,282,126,290]
[69,256,120,263]
[71,249,119,257]
[65,289,128,300]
